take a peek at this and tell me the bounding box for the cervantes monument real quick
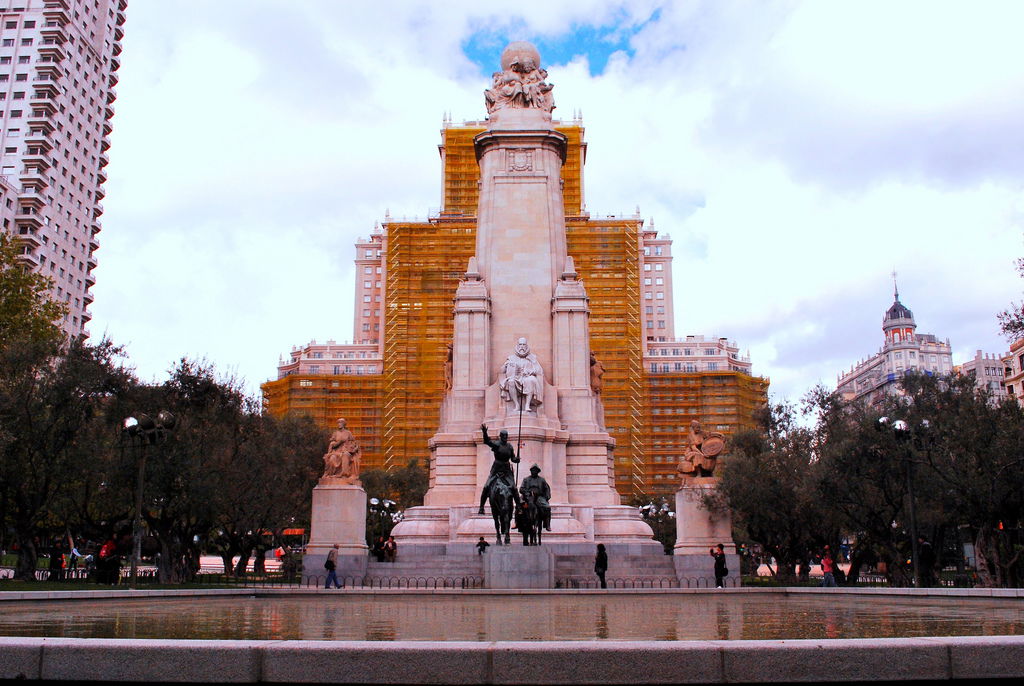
[389,42,657,562]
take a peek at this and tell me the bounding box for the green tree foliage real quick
[720,376,1024,587]
[0,337,134,580]
[997,258,1024,340]
[0,232,66,348]
[708,402,837,582]
[361,458,428,543]
[897,373,1024,587]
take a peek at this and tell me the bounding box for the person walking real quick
[595,543,608,589]
[324,544,342,589]
[819,545,837,587]
[383,536,397,563]
[711,544,728,588]
[476,536,490,555]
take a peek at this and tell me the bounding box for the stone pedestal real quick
[673,480,739,586]
[483,546,554,588]
[303,480,368,584]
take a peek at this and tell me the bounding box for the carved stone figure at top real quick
[322,417,362,483]
[499,337,545,414]
[443,342,453,392]
[677,420,725,480]
[590,352,605,396]
[484,41,555,115]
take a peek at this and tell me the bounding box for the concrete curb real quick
[3,636,1024,683]
[3,586,1024,601]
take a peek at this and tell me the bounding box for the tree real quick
[0,337,134,580]
[707,401,837,583]
[997,258,1024,339]
[0,232,66,349]
[898,373,1024,587]
[210,411,322,576]
[361,458,428,543]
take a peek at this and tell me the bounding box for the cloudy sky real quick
[90,0,1024,403]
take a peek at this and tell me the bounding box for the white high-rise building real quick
[0,0,124,338]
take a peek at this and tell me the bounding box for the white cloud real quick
[91,1,1024,404]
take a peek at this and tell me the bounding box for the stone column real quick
[473,124,568,380]
[303,480,368,584]
[673,480,739,587]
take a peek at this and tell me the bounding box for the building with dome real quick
[836,283,953,404]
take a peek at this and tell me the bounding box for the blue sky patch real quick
[462,10,660,76]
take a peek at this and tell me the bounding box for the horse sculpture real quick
[486,477,514,545]
[516,490,543,546]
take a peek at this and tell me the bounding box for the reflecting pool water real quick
[1,593,1022,641]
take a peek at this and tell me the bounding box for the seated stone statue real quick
[678,420,725,480]
[499,337,544,414]
[322,418,361,482]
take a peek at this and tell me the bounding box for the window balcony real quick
[109,71,118,87]
[89,234,100,252]
[35,62,62,78]
[110,54,120,71]
[95,184,105,200]
[102,120,113,135]
[106,88,116,104]
[93,202,104,218]
[22,152,51,170]
[84,271,96,286]
[18,188,46,207]
[38,43,66,61]
[16,214,44,230]
[14,250,40,269]
[112,41,122,57]
[98,151,109,168]
[31,81,60,98]
[105,103,115,119]
[44,0,71,9]
[83,290,94,305]
[39,26,66,42]
[42,7,70,24]
[91,221,101,236]
[24,131,52,150]
[18,169,49,187]
[87,253,98,270]
[114,25,124,41]
[100,135,111,150]
[29,96,57,114]
[97,167,107,184]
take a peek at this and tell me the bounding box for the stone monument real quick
[303,418,368,583]
[673,419,739,586]
[391,42,656,576]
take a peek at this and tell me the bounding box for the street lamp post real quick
[878,415,928,587]
[123,411,176,589]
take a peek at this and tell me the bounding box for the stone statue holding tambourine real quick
[678,420,725,481]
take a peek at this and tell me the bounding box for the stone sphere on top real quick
[500,41,542,72]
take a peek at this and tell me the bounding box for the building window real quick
[655,264,663,271]
[656,292,664,300]
[645,292,652,300]
[309,365,319,374]
[299,380,313,387]
[657,321,665,329]
[707,363,718,371]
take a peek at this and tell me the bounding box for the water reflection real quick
[0,594,1022,641]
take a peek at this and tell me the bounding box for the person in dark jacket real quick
[711,543,728,588]
[595,543,608,589]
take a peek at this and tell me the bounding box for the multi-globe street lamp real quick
[368,497,396,542]
[122,411,176,589]
[877,415,931,587]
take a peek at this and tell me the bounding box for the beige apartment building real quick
[0,0,124,338]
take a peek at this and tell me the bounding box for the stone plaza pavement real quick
[1,587,1024,684]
